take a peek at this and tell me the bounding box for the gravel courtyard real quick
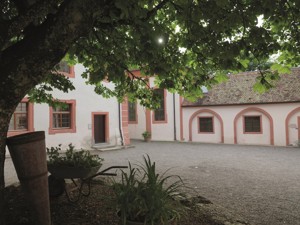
[5,141,300,225]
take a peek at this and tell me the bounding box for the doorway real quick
[92,112,109,144]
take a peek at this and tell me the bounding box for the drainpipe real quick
[118,102,124,146]
[173,93,177,141]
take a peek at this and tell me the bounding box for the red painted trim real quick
[128,70,142,77]
[298,117,300,142]
[49,100,76,135]
[198,116,214,133]
[285,107,300,145]
[234,107,274,145]
[121,100,130,146]
[59,65,75,78]
[188,109,224,143]
[152,89,168,124]
[7,98,35,137]
[128,100,138,124]
[180,96,184,141]
[182,101,300,108]
[243,115,263,134]
[91,112,110,143]
[146,109,152,137]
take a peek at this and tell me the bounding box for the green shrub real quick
[47,143,103,168]
[112,155,187,225]
[142,131,151,139]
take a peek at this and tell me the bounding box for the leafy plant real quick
[112,155,187,225]
[47,143,103,168]
[142,131,151,139]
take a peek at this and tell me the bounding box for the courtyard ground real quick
[5,141,300,225]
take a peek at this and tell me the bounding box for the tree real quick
[0,0,299,223]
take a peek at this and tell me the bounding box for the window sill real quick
[48,127,76,135]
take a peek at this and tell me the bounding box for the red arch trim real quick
[233,107,274,145]
[285,107,300,146]
[188,109,224,143]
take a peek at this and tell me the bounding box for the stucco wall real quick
[128,77,182,141]
[189,111,223,143]
[182,103,300,146]
[128,102,147,140]
[33,64,122,150]
[151,92,174,141]
[235,111,270,145]
[286,107,300,146]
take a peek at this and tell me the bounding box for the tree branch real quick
[1,0,61,51]
[144,0,170,21]
[0,0,100,104]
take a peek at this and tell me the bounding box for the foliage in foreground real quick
[47,144,103,168]
[112,155,187,225]
[1,1,300,223]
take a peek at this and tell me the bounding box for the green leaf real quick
[239,59,250,68]
[253,82,267,93]
[214,72,228,83]
[270,63,291,74]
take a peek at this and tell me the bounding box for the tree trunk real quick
[0,107,15,225]
[0,1,101,223]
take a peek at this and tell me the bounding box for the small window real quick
[153,89,166,122]
[49,100,76,134]
[8,99,34,136]
[244,116,261,133]
[57,61,75,78]
[128,101,137,123]
[9,102,28,131]
[199,117,214,133]
[58,61,71,74]
[52,104,71,128]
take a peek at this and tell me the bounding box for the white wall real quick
[34,64,121,150]
[128,102,146,140]
[151,92,178,141]
[190,111,222,143]
[182,103,300,146]
[128,77,181,141]
[235,111,270,145]
[286,109,300,146]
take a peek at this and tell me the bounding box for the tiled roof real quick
[182,67,300,107]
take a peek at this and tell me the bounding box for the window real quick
[57,61,75,78]
[244,116,261,133]
[128,101,137,123]
[8,98,34,136]
[53,104,71,128]
[198,117,214,133]
[9,102,28,131]
[58,61,71,73]
[153,89,167,123]
[49,100,76,134]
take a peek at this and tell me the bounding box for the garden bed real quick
[4,179,249,225]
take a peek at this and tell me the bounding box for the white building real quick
[7,64,300,149]
[8,63,130,150]
[180,68,300,146]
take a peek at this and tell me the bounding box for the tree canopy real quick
[1,1,300,224]
[2,0,300,108]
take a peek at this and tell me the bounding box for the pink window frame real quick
[57,62,75,78]
[128,101,138,124]
[49,99,76,134]
[198,116,214,134]
[243,115,263,134]
[7,98,34,137]
[152,89,168,124]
